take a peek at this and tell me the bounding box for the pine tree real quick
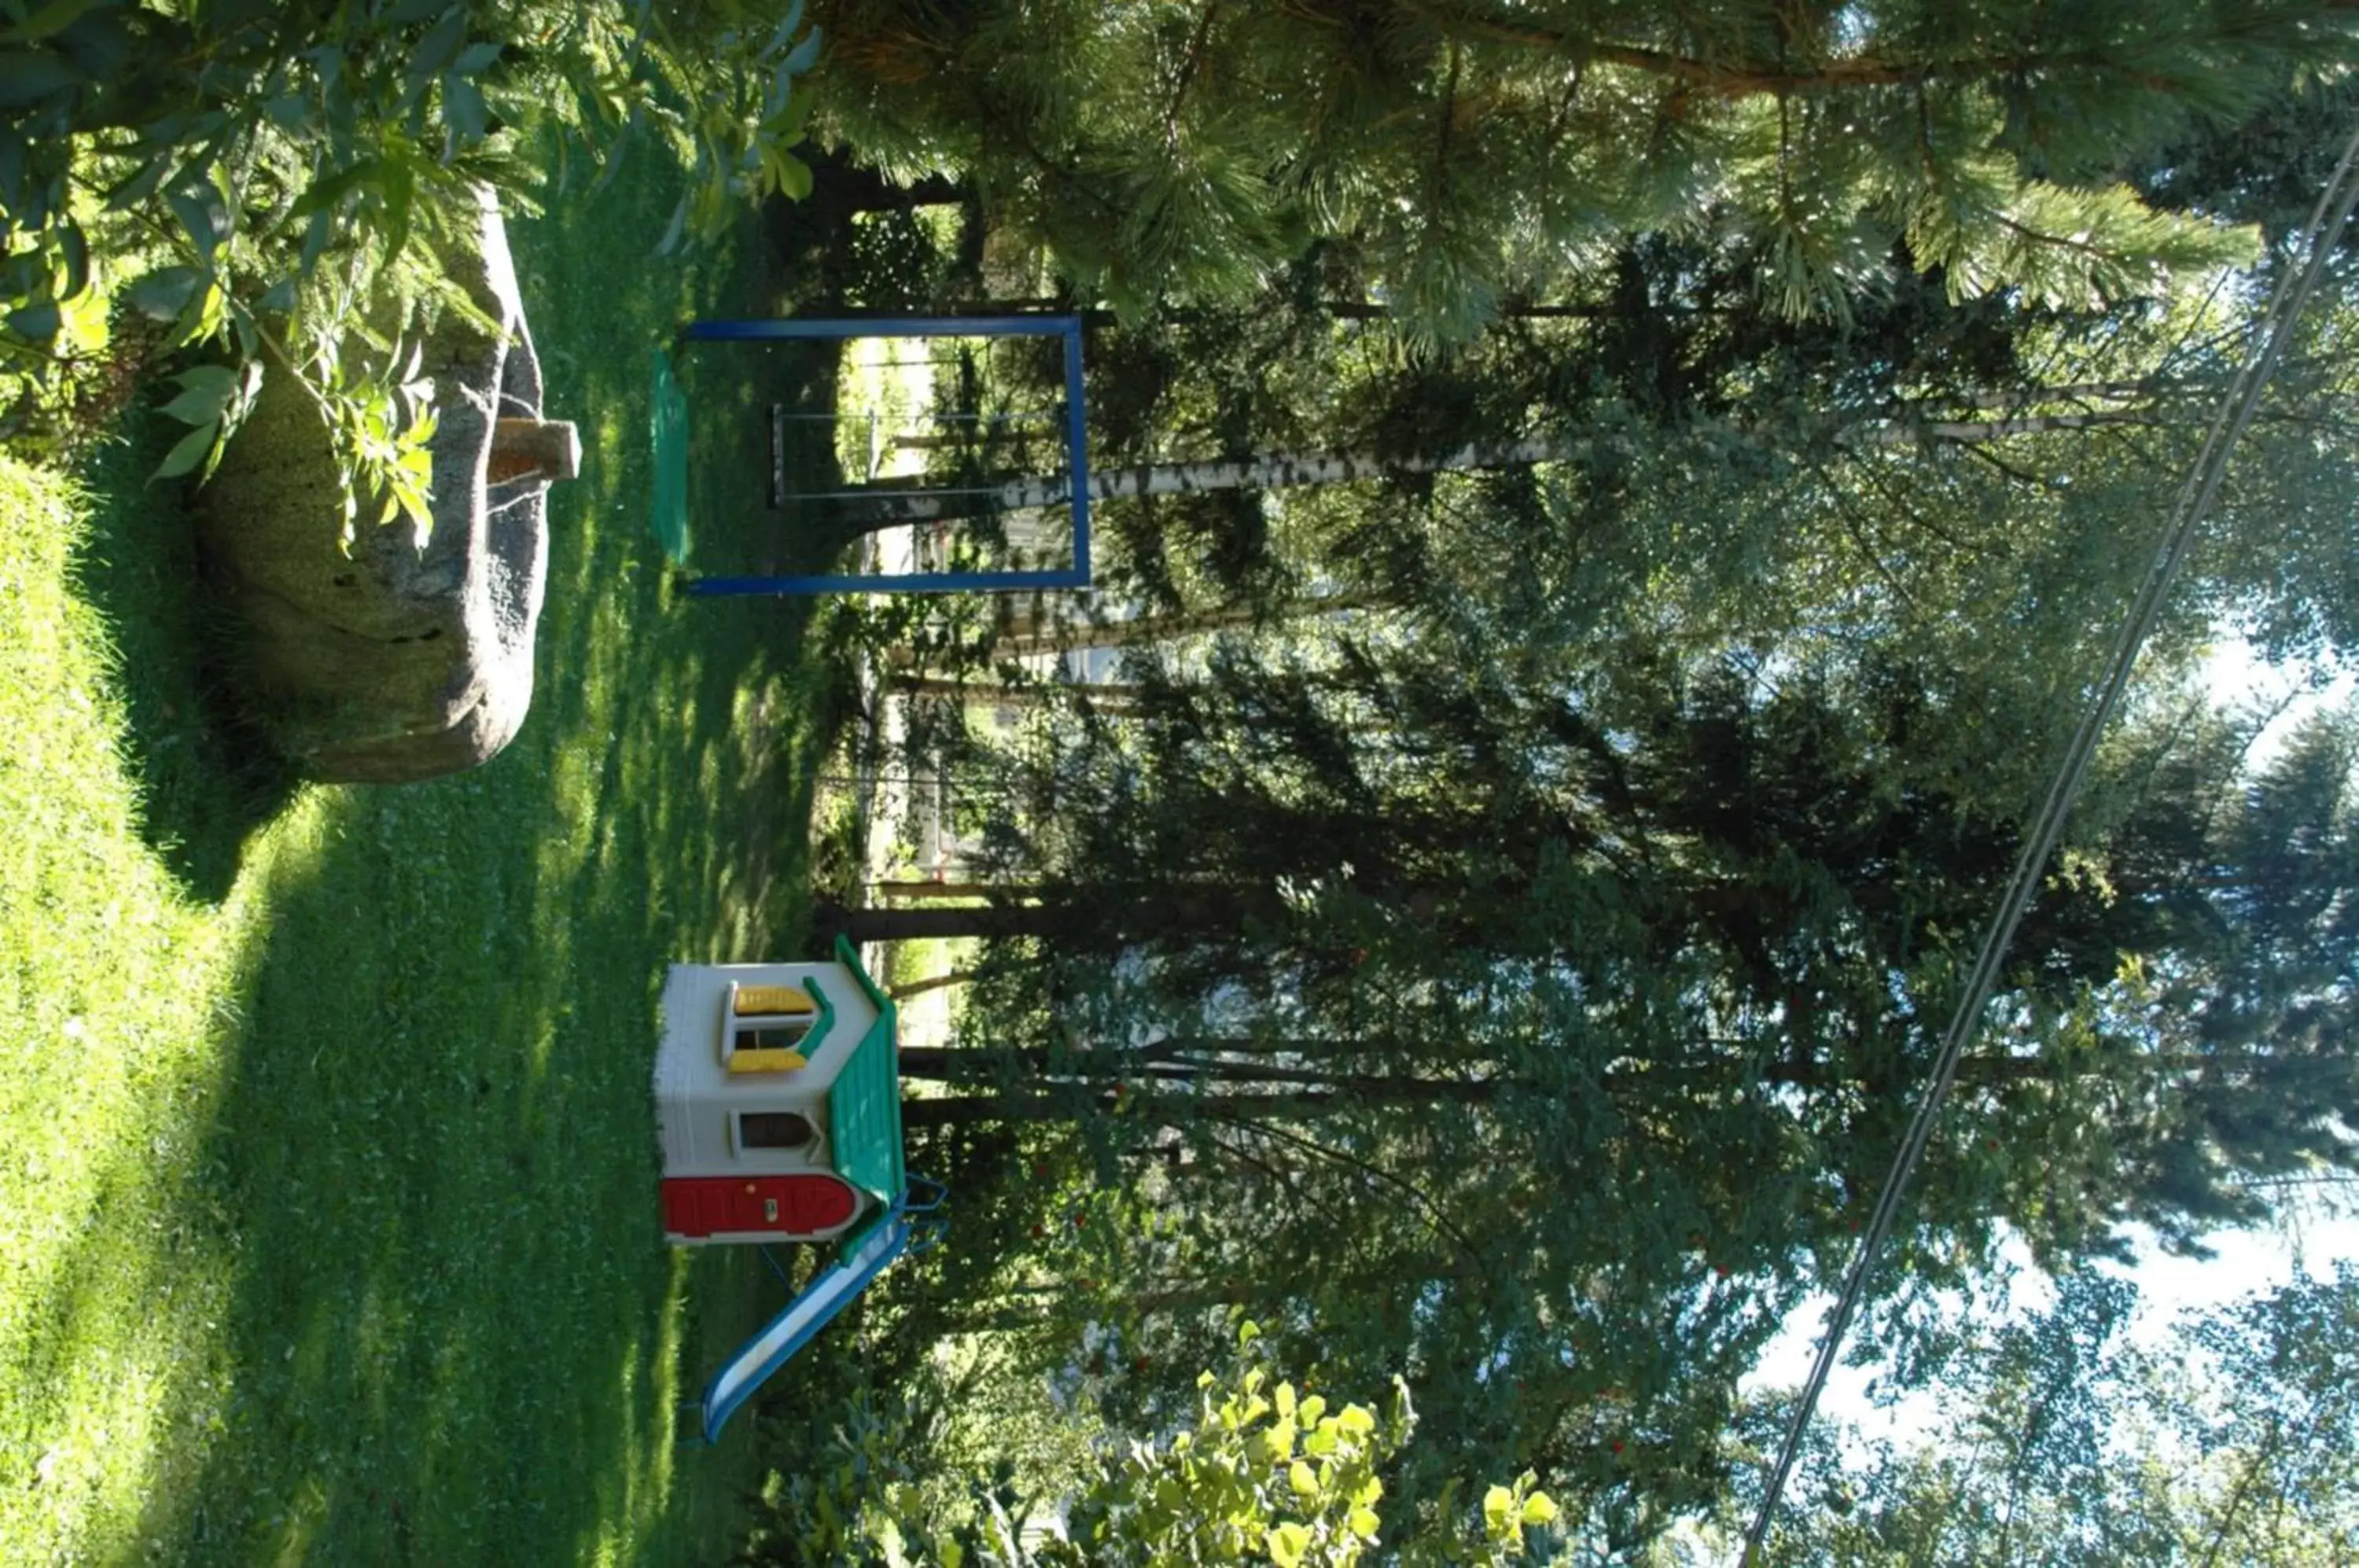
[869,624,2359,1528]
[811,0,2342,336]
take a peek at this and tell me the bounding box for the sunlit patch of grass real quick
[0,454,261,1565]
[1,125,849,1567]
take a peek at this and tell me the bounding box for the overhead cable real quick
[1742,120,2359,1564]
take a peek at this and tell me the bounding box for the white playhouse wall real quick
[653,959,882,1179]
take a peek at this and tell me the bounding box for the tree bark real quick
[817,889,1264,946]
[870,880,1007,902]
[983,591,1378,661]
[892,1047,2287,1130]
[891,675,1147,709]
[890,969,980,1002]
[829,410,2164,532]
[837,435,1572,526]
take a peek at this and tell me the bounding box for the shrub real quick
[734,1324,1571,1566]
[0,0,821,513]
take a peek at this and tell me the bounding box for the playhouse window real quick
[735,1019,813,1054]
[724,981,822,1073]
[738,1111,815,1150]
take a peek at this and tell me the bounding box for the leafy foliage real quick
[735,1326,1573,1566]
[0,0,823,518]
[1729,1264,2359,1565]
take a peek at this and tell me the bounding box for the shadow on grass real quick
[69,414,297,903]
[73,137,873,1568]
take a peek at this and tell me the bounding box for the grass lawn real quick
[0,134,860,1566]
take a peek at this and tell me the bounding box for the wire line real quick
[1742,122,2359,1563]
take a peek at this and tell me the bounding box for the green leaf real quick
[167,179,231,259]
[300,206,333,274]
[159,366,235,425]
[6,299,60,339]
[1,0,105,46]
[0,124,26,215]
[453,40,502,75]
[1264,1522,1308,1568]
[766,0,806,53]
[0,46,79,110]
[0,251,40,299]
[54,223,86,300]
[410,6,467,78]
[289,160,374,219]
[780,24,822,76]
[1287,1460,1316,1496]
[127,265,202,322]
[172,363,237,397]
[105,149,172,210]
[381,152,414,263]
[442,75,488,143]
[175,276,224,347]
[153,420,216,480]
[777,150,814,199]
[306,42,342,93]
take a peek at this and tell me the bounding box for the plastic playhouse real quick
[655,936,936,1441]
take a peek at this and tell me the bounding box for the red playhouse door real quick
[662,1174,858,1239]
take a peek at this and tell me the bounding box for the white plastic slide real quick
[697,1210,912,1443]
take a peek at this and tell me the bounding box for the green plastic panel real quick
[826,937,905,1226]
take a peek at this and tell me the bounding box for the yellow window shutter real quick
[727,1047,808,1074]
[734,985,815,1016]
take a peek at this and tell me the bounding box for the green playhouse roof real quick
[826,935,905,1224]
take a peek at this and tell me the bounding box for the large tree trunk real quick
[983,591,1378,661]
[870,880,1007,902]
[899,1050,1502,1102]
[892,1047,2280,1129]
[898,1085,1425,1130]
[829,411,2158,532]
[818,889,1264,947]
[839,435,1572,527]
[889,969,980,1002]
[890,675,1147,711]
